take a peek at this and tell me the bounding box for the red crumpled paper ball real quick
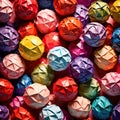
[53,76,78,102]
[42,32,65,53]
[11,107,35,120]
[14,0,38,20]
[0,78,14,102]
[18,22,38,39]
[54,0,77,16]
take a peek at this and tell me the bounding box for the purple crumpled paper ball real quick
[112,104,120,120]
[74,4,90,26]
[0,105,9,120]
[70,57,94,83]
[68,38,92,59]
[0,25,19,53]
[83,22,106,47]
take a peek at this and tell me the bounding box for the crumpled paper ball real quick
[0,78,14,102]
[42,32,65,53]
[11,107,35,120]
[31,63,54,86]
[14,74,33,96]
[112,104,120,120]
[0,0,13,23]
[0,25,19,53]
[34,9,58,34]
[105,23,113,45]
[112,27,120,52]
[39,104,64,120]
[18,22,37,39]
[53,76,78,102]
[23,83,50,109]
[77,0,95,8]
[47,46,71,71]
[9,96,24,109]
[70,57,94,83]
[88,1,110,23]
[19,35,44,61]
[58,17,83,41]
[83,22,106,47]
[92,96,113,120]
[54,0,77,16]
[79,78,100,100]
[0,105,9,120]
[68,96,91,119]
[74,4,90,27]
[37,0,54,10]
[94,45,118,70]
[68,38,92,59]
[14,0,38,20]
[101,72,120,96]
[0,54,25,79]
[111,0,120,23]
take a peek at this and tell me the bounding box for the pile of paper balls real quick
[0,0,120,120]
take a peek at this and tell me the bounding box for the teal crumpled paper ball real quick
[92,96,113,120]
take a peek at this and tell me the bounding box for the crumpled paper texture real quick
[23,83,50,109]
[94,45,118,70]
[35,9,58,34]
[70,57,94,83]
[19,35,44,61]
[54,0,77,16]
[68,96,91,119]
[112,27,120,52]
[0,54,25,79]
[58,17,83,41]
[92,96,113,120]
[14,74,33,96]
[43,32,65,53]
[111,0,120,23]
[101,72,120,96]
[0,105,9,120]
[79,78,100,100]
[31,63,54,86]
[88,1,110,23]
[68,38,92,59]
[10,96,24,109]
[0,78,14,102]
[0,0,13,23]
[18,22,37,39]
[39,104,64,120]
[11,107,35,120]
[53,76,78,102]
[14,0,38,20]
[74,4,89,27]
[83,22,106,47]
[47,46,71,71]
[112,104,120,120]
[0,25,19,53]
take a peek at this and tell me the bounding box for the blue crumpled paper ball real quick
[47,46,71,71]
[92,96,113,120]
[39,104,64,120]
[112,27,120,52]
[13,74,33,96]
